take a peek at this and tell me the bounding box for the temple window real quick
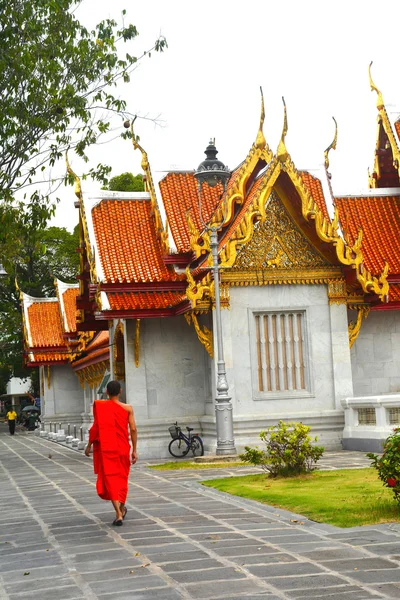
[254,311,309,394]
[357,408,376,426]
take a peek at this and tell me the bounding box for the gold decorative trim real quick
[255,86,266,150]
[76,359,110,389]
[327,279,347,305]
[184,313,213,358]
[348,306,370,348]
[276,97,288,162]
[369,62,400,184]
[66,151,98,284]
[134,319,140,368]
[130,119,169,254]
[223,268,343,287]
[113,320,125,381]
[186,267,211,308]
[46,365,51,389]
[324,117,338,171]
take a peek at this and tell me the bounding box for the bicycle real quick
[168,422,204,458]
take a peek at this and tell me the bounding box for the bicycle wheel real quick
[168,438,190,458]
[190,435,204,457]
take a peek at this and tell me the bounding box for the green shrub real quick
[367,428,400,504]
[240,420,324,477]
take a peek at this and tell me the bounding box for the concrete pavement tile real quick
[349,568,400,583]
[149,550,210,564]
[8,586,84,600]
[183,579,271,598]
[314,557,399,571]
[288,587,382,598]
[77,557,143,573]
[1,565,69,583]
[276,574,351,590]
[144,543,196,555]
[89,574,168,594]
[162,559,225,572]
[72,549,133,563]
[362,542,400,555]
[126,536,185,548]
[167,566,247,583]
[247,562,325,577]
[0,554,62,572]
[239,553,300,565]
[0,543,50,556]
[5,576,74,595]
[204,544,276,558]
[301,548,371,561]
[327,531,400,543]
[81,565,153,583]
[369,583,400,598]
[201,539,275,549]
[97,589,183,600]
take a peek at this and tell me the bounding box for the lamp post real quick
[194,139,236,455]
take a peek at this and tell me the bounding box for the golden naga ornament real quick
[184,313,213,358]
[348,306,370,348]
[130,118,169,254]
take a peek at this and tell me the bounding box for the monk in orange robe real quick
[85,380,137,526]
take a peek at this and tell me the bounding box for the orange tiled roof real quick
[106,291,186,311]
[31,351,69,363]
[28,301,65,348]
[62,287,79,334]
[335,195,400,275]
[159,173,224,253]
[92,199,182,283]
[159,168,242,254]
[300,172,330,221]
[87,330,109,351]
[72,346,109,368]
[389,284,400,302]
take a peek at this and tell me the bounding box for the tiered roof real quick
[22,294,70,366]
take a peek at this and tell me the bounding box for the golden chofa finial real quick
[324,117,338,170]
[129,116,149,172]
[65,150,82,200]
[255,86,266,149]
[276,97,288,161]
[369,61,384,109]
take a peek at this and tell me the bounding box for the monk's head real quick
[107,380,121,398]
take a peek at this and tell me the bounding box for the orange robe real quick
[89,400,131,503]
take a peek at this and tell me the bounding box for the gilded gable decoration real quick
[234,191,329,271]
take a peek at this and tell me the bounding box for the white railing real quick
[341,394,400,452]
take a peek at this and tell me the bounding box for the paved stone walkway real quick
[1,426,400,600]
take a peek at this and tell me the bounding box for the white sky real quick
[50,0,400,231]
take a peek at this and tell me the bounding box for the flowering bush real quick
[367,428,400,504]
[240,420,324,477]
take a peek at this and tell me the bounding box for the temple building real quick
[21,68,400,456]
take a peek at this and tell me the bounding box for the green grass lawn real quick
[149,460,245,470]
[202,468,400,528]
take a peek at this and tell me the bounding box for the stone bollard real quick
[71,425,79,447]
[67,423,71,437]
[77,426,86,450]
[56,428,66,442]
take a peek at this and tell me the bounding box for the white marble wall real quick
[351,310,400,396]
[41,365,84,425]
[225,284,339,413]
[124,316,210,420]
